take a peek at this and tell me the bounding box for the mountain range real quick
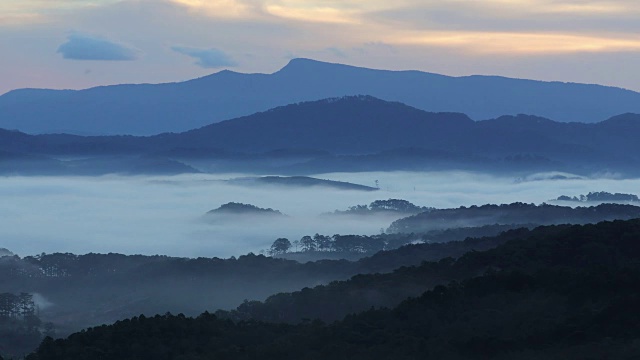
[2,58,640,135]
[1,96,640,176]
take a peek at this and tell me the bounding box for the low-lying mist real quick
[2,171,640,258]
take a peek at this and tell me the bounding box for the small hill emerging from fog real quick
[3,58,640,135]
[227,176,377,191]
[330,199,432,216]
[388,202,640,233]
[206,202,285,217]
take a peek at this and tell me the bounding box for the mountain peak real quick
[282,57,330,68]
[3,59,640,135]
[277,58,359,75]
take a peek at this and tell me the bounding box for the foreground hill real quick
[0,234,506,334]
[2,96,640,176]
[25,219,640,359]
[2,58,640,135]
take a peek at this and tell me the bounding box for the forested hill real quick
[3,58,640,135]
[2,96,640,175]
[206,202,285,216]
[26,219,640,359]
[388,202,640,233]
[0,230,530,344]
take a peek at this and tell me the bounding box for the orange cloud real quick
[170,0,257,19]
[264,4,358,24]
[391,31,640,54]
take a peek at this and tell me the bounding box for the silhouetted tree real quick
[313,234,332,252]
[300,236,316,252]
[269,238,291,255]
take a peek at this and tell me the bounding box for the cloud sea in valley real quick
[2,171,639,258]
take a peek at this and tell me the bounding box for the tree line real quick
[268,224,534,256]
[0,292,54,359]
[269,233,420,255]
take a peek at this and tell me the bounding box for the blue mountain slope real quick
[2,59,640,135]
[1,96,640,175]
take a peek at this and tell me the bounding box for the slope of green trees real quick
[388,202,640,233]
[25,219,640,359]
[273,224,534,259]
[1,229,525,349]
[0,292,52,358]
[329,199,433,215]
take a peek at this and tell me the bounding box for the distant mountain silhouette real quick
[227,176,378,191]
[2,59,640,135]
[2,96,640,176]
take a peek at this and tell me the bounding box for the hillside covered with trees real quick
[0,292,52,358]
[3,97,640,176]
[388,202,640,233]
[25,219,640,359]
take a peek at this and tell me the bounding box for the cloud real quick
[2,172,640,258]
[57,34,138,61]
[170,0,261,19]
[265,4,358,24]
[172,46,237,68]
[4,0,640,96]
[389,31,640,55]
[366,1,640,35]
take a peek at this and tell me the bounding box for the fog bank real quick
[2,171,639,258]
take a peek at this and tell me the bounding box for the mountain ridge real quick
[3,58,640,135]
[2,96,640,175]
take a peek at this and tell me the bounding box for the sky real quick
[1,0,640,95]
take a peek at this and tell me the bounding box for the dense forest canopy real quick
[0,292,53,358]
[555,191,640,203]
[388,202,640,233]
[24,219,640,359]
[329,199,433,216]
[3,97,640,176]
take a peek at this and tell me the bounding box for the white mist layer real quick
[1,171,640,258]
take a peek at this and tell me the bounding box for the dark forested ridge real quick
[25,219,640,359]
[3,58,640,135]
[388,202,640,233]
[0,222,555,351]
[2,200,638,347]
[554,191,640,203]
[274,224,537,262]
[0,292,52,358]
[328,199,432,216]
[2,96,640,175]
[221,220,632,324]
